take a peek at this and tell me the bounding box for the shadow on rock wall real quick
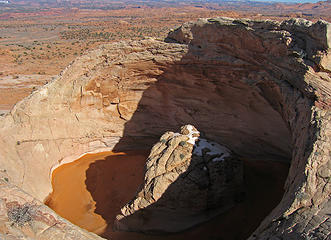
[85,149,289,240]
[111,37,292,161]
[87,18,329,240]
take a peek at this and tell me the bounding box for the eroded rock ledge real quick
[0,179,102,240]
[0,17,330,239]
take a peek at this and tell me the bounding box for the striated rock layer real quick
[0,17,330,239]
[115,125,243,233]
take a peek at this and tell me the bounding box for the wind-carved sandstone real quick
[115,125,243,233]
[0,17,330,239]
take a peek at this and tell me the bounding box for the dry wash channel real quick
[0,17,330,240]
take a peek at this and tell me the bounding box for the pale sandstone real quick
[0,17,329,239]
[115,125,243,233]
[0,179,102,240]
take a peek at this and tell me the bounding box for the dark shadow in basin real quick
[87,21,309,240]
[86,155,289,240]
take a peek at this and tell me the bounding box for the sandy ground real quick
[0,74,54,114]
[46,151,289,240]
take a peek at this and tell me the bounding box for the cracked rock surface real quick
[115,125,243,233]
[0,179,102,240]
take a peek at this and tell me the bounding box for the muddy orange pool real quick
[45,150,149,236]
[46,151,289,240]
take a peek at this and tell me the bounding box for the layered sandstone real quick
[0,17,329,239]
[115,125,243,233]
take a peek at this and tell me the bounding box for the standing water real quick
[46,151,289,240]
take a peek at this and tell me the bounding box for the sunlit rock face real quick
[0,17,329,239]
[0,179,103,240]
[115,125,243,233]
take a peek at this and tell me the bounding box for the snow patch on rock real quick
[194,138,231,162]
[171,124,231,161]
[186,125,200,145]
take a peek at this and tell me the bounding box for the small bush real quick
[7,204,33,226]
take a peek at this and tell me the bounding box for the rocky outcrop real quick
[115,125,243,233]
[0,179,102,240]
[0,17,330,239]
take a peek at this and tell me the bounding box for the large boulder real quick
[115,125,243,233]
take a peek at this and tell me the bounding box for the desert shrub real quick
[7,204,34,227]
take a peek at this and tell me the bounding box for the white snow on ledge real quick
[186,125,200,145]
[194,138,231,162]
[172,124,231,162]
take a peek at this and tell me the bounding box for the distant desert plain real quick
[0,0,330,113]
